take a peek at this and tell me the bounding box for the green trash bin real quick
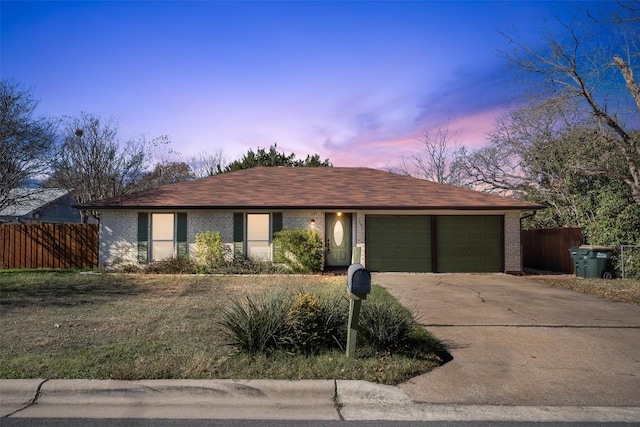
[580,245,615,279]
[568,246,582,277]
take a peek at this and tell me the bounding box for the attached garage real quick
[365,215,503,273]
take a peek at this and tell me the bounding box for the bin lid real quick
[579,245,614,251]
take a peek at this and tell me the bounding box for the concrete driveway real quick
[373,273,640,407]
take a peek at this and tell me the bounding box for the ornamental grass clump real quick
[219,285,427,357]
[218,290,291,354]
[359,293,416,352]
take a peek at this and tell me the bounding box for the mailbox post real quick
[346,263,371,357]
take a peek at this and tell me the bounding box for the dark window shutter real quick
[272,212,283,261]
[137,212,149,263]
[272,212,283,237]
[233,213,244,259]
[176,212,188,258]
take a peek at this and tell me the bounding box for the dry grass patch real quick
[527,276,640,305]
[0,271,444,383]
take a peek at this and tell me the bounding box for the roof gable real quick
[79,167,544,210]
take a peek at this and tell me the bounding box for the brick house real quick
[78,167,543,273]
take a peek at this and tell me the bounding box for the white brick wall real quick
[99,210,138,267]
[186,210,234,256]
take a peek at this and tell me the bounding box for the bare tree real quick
[188,149,227,178]
[0,80,56,212]
[49,112,155,207]
[397,123,465,185]
[137,161,194,190]
[502,1,640,204]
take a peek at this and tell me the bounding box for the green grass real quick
[0,271,445,383]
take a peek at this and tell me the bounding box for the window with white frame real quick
[247,213,270,261]
[151,213,175,261]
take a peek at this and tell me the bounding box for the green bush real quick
[286,293,324,354]
[273,229,323,273]
[193,231,227,272]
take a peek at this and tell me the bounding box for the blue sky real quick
[0,1,607,168]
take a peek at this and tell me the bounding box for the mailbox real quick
[347,263,371,295]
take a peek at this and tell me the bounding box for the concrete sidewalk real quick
[2,379,640,422]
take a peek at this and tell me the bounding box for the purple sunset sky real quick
[0,1,612,168]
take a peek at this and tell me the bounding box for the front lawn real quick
[528,276,640,306]
[0,271,445,384]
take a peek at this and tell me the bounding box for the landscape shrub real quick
[219,285,422,357]
[285,293,324,354]
[273,229,323,273]
[143,256,195,274]
[192,231,228,272]
[223,258,285,275]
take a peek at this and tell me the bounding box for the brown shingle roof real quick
[78,167,544,210]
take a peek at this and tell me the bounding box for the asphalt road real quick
[1,420,638,427]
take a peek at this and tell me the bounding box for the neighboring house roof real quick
[78,167,544,211]
[0,189,71,217]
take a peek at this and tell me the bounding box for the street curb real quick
[36,379,336,405]
[2,379,640,422]
[336,381,640,422]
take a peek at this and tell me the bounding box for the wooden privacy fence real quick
[0,223,98,269]
[521,227,583,274]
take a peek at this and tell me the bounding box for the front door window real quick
[326,213,351,267]
[333,220,344,246]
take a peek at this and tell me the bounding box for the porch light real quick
[337,212,343,217]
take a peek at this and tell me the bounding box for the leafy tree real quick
[223,144,331,172]
[502,1,640,205]
[48,112,157,206]
[0,80,56,211]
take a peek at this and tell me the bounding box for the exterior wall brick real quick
[186,210,234,255]
[504,211,522,272]
[99,210,138,267]
[354,211,366,265]
[283,210,324,238]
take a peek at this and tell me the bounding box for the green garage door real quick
[436,216,503,273]
[366,216,431,272]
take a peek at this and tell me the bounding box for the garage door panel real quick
[436,216,503,273]
[366,216,431,272]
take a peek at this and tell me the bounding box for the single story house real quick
[0,189,82,224]
[79,167,544,273]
